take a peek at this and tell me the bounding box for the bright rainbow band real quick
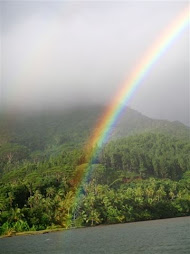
[71,6,189,219]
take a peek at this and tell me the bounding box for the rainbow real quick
[70,7,189,221]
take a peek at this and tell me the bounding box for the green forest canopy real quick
[0,131,189,236]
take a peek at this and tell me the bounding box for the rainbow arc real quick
[69,6,189,222]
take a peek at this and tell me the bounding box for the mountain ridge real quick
[0,105,189,151]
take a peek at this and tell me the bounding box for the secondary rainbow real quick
[71,7,189,212]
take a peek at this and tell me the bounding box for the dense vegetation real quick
[100,133,189,180]
[0,107,189,236]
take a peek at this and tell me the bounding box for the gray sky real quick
[0,1,189,125]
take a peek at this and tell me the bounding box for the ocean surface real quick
[0,217,190,254]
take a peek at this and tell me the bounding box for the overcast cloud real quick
[0,1,189,125]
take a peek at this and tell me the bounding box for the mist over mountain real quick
[1,1,189,125]
[0,105,189,155]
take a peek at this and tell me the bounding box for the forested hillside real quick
[0,106,189,172]
[100,133,189,180]
[0,106,189,236]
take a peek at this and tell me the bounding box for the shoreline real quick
[1,215,189,239]
[0,227,67,239]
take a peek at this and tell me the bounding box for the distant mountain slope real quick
[0,106,87,148]
[0,105,189,155]
[111,108,189,140]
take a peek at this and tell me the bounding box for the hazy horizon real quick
[0,1,189,125]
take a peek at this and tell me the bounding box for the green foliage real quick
[0,107,189,236]
[100,133,190,180]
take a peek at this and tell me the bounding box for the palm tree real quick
[46,187,55,198]
[8,191,14,207]
[9,207,24,222]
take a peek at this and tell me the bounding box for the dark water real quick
[0,217,190,254]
